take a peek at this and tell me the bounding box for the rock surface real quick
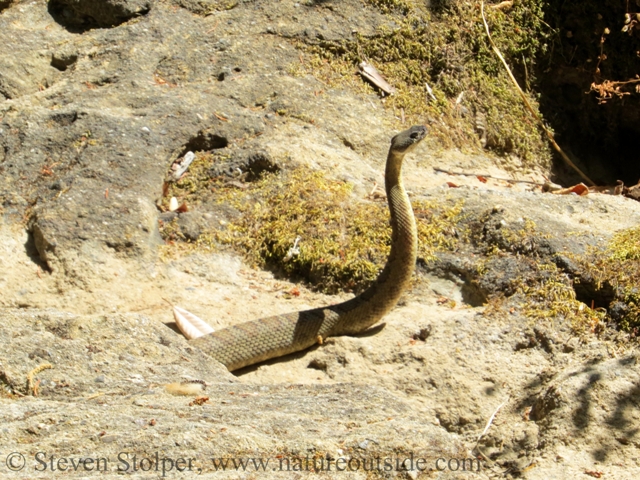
[1,1,640,479]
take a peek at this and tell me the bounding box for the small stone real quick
[169,197,179,212]
[100,434,118,443]
[94,375,106,383]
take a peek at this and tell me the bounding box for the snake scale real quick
[189,126,427,371]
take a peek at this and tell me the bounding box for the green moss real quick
[159,150,233,211]
[161,167,462,293]
[518,263,604,332]
[579,226,640,331]
[607,226,640,262]
[296,0,554,167]
[505,226,640,333]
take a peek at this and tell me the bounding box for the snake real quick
[182,125,427,371]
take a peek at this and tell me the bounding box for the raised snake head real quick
[390,125,428,154]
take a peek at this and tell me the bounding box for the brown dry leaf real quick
[288,286,301,297]
[584,471,603,479]
[446,182,459,188]
[625,181,640,201]
[358,61,396,95]
[477,175,488,183]
[188,396,210,406]
[551,183,589,196]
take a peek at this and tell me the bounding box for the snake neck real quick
[329,149,417,335]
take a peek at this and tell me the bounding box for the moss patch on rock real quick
[160,154,462,293]
[295,0,554,168]
[581,226,640,332]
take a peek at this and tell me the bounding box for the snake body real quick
[191,126,427,371]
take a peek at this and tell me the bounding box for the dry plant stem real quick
[473,396,510,457]
[433,167,545,186]
[480,2,595,186]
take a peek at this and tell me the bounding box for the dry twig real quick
[433,167,545,186]
[480,2,594,186]
[473,396,510,456]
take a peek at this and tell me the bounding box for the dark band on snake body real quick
[191,126,427,371]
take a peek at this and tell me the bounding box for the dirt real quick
[1,1,640,479]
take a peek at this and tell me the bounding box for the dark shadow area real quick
[233,344,323,377]
[182,131,229,155]
[47,0,151,33]
[163,321,183,336]
[234,324,387,377]
[517,354,640,463]
[50,53,78,72]
[0,0,12,14]
[49,110,79,126]
[24,231,51,272]
[536,1,640,186]
[416,256,487,307]
[47,0,100,33]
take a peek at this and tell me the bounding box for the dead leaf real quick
[584,471,603,479]
[551,183,589,196]
[358,62,396,95]
[188,396,209,406]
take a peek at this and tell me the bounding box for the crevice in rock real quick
[49,111,79,126]
[572,279,616,311]
[181,131,228,155]
[50,52,79,72]
[48,0,151,32]
[416,257,488,308]
[24,229,52,272]
[0,0,13,13]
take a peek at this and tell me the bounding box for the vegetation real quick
[582,226,640,332]
[294,0,555,168]
[160,152,462,293]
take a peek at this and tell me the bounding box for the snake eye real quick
[410,132,419,139]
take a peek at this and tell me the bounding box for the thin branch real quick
[480,2,595,186]
[473,396,509,454]
[433,167,545,186]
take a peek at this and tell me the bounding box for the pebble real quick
[100,434,118,443]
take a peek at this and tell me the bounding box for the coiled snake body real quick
[188,126,427,371]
